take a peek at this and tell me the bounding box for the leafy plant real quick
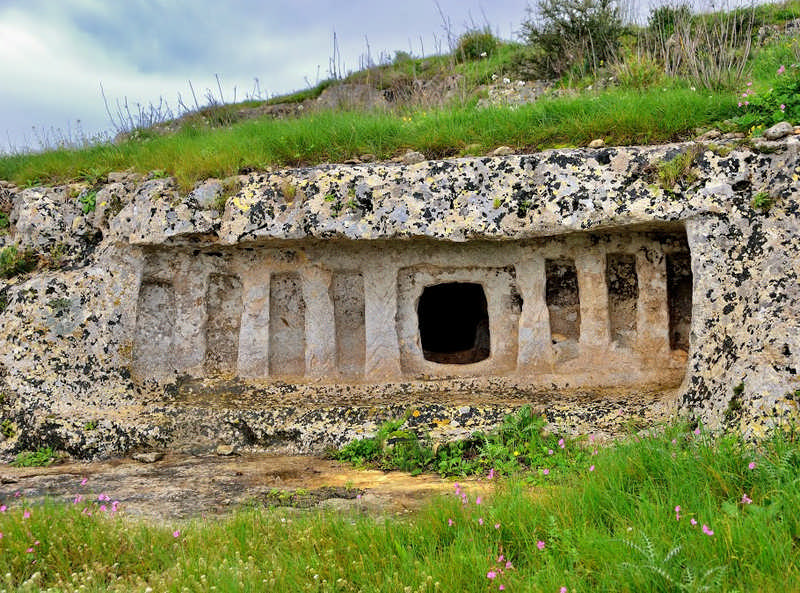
[0,419,14,438]
[78,190,97,214]
[733,64,800,128]
[655,146,701,191]
[455,28,498,62]
[521,0,623,78]
[612,52,663,89]
[335,405,584,478]
[11,446,56,467]
[752,190,773,212]
[619,533,726,592]
[0,245,37,279]
[0,212,9,231]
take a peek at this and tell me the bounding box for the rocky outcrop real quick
[0,136,798,458]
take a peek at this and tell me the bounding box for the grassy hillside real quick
[0,0,798,193]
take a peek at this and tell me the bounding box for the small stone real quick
[215,444,236,456]
[696,129,721,141]
[401,150,425,165]
[491,145,515,156]
[588,138,605,148]
[763,121,793,140]
[359,154,376,162]
[132,452,165,464]
[723,132,746,140]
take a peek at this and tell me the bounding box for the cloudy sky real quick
[0,0,532,152]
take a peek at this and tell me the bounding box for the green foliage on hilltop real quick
[0,0,798,191]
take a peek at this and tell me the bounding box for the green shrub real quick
[521,0,623,78]
[612,52,663,89]
[647,3,693,38]
[455,27,499,62]
[0,212,9,231]
[11,446,56,467]
[0,245,36,279]
[655,146,701,191]
[733,63,800,129]
[78,190,97,214]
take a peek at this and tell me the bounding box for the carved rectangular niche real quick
[133,280,175,378]
[545,259,580,342]
[269,272,306,377]
[667,252,692,351]
[607,253,638,348]
[204,274,243,376]
[396,266,521,377]
[333,271,366,377]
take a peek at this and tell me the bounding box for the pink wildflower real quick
[495,523,501,529]
[0,505,6,512]
[505,561,513,569]
[479,518,484,525]
[26,548,34,553]
[537,540,545,550]
[173,530,180,538]
[487,571,498,579]
[780,104,786,111]
[558,438,565,448]
[548,449,554,455]
[497,555,505,563]
[542,468,550,475]
[691,518,698,526]
[488,468,495,479]
[476,496,482,505]
[738,102,743,107]
[592,449,598,456]
[744,101,749,106]
[675,505,681,521]
[561,588,568,593]
[99,505,107,512]
[778,65,785,75]
[80,478,88,486]
[448,518,454,527]
[0,532,3,539]
[748,461,756,470]
[22,510,30,519]
[589,465,595,472]
[589,434,595,443]
[73,494,83,505]
[742,493,752,504]
[702,524,714,536]
[499,586,505,591]
[694,428,701,435]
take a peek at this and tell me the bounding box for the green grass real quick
[0,424,798,592]
[0,87,737,193]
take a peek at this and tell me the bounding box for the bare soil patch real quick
[0,454,473,521]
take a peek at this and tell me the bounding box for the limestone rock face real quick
[1,138,799,458]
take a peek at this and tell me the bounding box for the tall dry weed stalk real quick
[645,2,756,90]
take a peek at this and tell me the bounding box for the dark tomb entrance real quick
[417,282,490,364]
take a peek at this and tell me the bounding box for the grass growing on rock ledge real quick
[0,423,798,592]
[0,87,737,193]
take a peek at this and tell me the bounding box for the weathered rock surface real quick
[0,454,461,520]
[0,137,799,459]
